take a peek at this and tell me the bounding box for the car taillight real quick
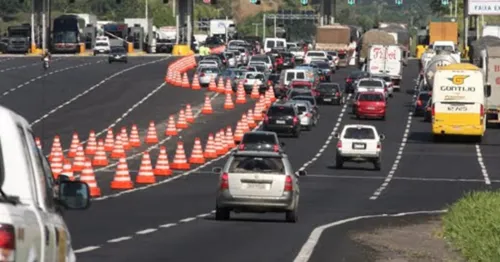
[335,92,340,97]
[293,116,299,124]
[305,113,312,117]
[337,140,342,148]
[417,100,422,106]
[431,105,435,116]
[200,73,205,77]
[268,80,272,86]
[384,87,388,92]
[346,78,352,83]
[264,115,269,123]
[377,142,381,149]
[220,172,229,189]
[284,175,293,191]
[223,59,226,63]
[273,145,279,152]
[238,144,245,150]
[291,57,295,63]
[244,79,248,83]
[0,224,15,261]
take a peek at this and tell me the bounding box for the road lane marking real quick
[179,217,196,223]
[135,228,157,235]
[0,60,103,98]
[0,57,64,73]
[107,236,132,243]
[292,209,447,262]
[475,144,491,185]
[369,81,418,200]
[30,57,168,126]
[74,246,101,253]
[297,94,351,172]
[305,174,500,183]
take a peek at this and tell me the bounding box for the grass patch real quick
[442,191,500,261]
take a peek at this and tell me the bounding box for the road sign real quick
[441,0,449,5]
[395,0,403,5]
[300,0,308,6]
[348,0,355,5]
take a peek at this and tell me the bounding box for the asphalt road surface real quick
[1,56,498,262]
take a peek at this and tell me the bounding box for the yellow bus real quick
[431,63,491,142]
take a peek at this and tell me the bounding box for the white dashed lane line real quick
[0,57,64,73]
[475,144,491,185]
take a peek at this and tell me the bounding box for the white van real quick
[94,36,111,55]
[0,105,90,261]
[264,37,287,53]
[279,69,307,88]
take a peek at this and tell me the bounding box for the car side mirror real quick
[280,142,285,147]
[58,181,91,210]
[486,84,492,97]
[333,133,340,139]
[380,134,386,141]
[212,167,223,173]
[297,170,307,176]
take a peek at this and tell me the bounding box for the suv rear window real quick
[344,128,375,139]
[297,105,307,114]
[359,93,384,101]
[229,156,284,173]
[199,67,218,73]
[318,84,339,92]
[359,80,383,87]
[251,56,268,63]
[268,106,295,116]
[242,133,276,144]
[245,73,264,80]
[292,96,315,105]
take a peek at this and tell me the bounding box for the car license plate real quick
[323,98,332,102]
[352,143,366,149]
[367,107,375,110]
[244,183,267,190]
[276,120,286,124]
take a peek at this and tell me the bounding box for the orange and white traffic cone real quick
[216,77,225,93]
[185,104,194,123]
[80,160,101,197]
[145,121,159,144]
[235,86,246,104]
[254,101,263,121]
[218,129,228,154]
[154,146,172,176]
[214,131,225,156]
[61,160,74,180]
[189,138,205,164]
[191,73,201,90]
[111,134,126,159]
[92,140,109,167]
[241,114,250,132]
[247,109,256,128]
[225,126,236,149]
[72,145,86,172]
[251,83,260,99]
[174,71,182,86]
[129,124,141,147]
[68,132,80,158]
[50,152,64,179]
[204,133,217,159]
[201,96,213,115]
[268,86,276,102]
[233,121,245,143]
[176,110,189,129]
[104,129,115,152]
[165,115,178,136]
[119,127,130,150]
[136,152,156,184]
[225,79,233,94]
[181,73,190,88]
[208,76,216,92]
[223,93,234,110]
[49,135,62,161]
[85,130,97,155]
[170,142,190,170]
[110,158,134,190]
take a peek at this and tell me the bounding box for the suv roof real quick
[244,131,277,136]
[232,150,285,158]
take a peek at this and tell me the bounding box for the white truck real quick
[423,51,459,89]
[367,45,403,90]
[431,41,461,63]
[209,19,235,39]
[481,46,500,125]
[0,105,90,261]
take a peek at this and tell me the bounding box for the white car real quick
[289,47,305,61]
[334,124,385,170]
[304,50,328,64]
[356,78,387,99]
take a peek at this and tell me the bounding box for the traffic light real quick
[250,0,261,4]
[347,0,355,5]
[163,0,168,3]
[441,0,449,5]
[395,0,402,5]
[300,0,308,6]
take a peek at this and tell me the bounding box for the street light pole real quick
[145,0,148,21]
[42,0,47,53]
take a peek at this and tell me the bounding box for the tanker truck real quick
[423,51,460,90]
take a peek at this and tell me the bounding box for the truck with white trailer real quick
[367,45,404,90]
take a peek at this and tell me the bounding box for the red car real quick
[289,80,320,97]
[355,92,386,120]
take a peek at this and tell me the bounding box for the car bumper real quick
[217,191,295,211]
[357,108,385,118]
[109,57,127,62]
[264,124,299,133]
[319,96,341,104]
[337,150,380,160]
[299,117,313,126]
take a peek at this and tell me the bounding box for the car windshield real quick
[96,42,108,46]
[318,84,339,92]
[313,62,329,69]
[328,52,338,56]
[293,96,315,105]
[255,65,267,72]
[338,53,347,58]
[359,93,384,101]
[111,47,125,53]
[343,127,376,139]
[229,156,284,173]
[245,73,264,80]
[292,84,310,89]
[359,80,383,87]
[268,106,294,116]
[234,70,245,78]
[297,105,308,114]
[268,74,280,81]
[242,134,276,144]
[290,91,311,97]
[199,67,218,73]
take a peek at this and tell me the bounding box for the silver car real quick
[214,150,305,222]
[197,66,220,87]
[290,100,317,130]
[223,51,237,67]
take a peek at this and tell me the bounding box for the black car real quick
[108,46,128,63]
[345,70,371,93]
[238,131,285,152]
[280,52,296,69]
[263,103,301,137]
[317,83,344,105]
[311,61,333,82]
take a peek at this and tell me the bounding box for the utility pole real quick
[42,0,47,53]
[145,0,149,22]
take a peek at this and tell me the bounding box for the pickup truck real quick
[0,105,90,261]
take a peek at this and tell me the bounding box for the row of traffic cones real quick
[164,55,197,86]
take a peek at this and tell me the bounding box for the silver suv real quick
[214,151,305,222]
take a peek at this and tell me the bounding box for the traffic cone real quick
[136,152,156,184]
[35,137,42,151]
[72,145,86,172]
[225,126,236,149]
[176,110,188,129]
[208,76,216,91]
[165,68,172,83]
[170,142,190,170]
[254,101,263,121]
[241,114,250,132]
[215,131,225,155]
[225,79,233,94]
[234,121,245,143]
[129,124,141,147]
[216,77,225,93]
[85,130,97,155]
[237,81,244,92]
[154,146,172,176]
[185,104,194,123]
[189,138,205,164]
[191,73,201,90]
[120,127,130,150]
[251,83,260,99]
[92,140,109,167]
[165,115,178,136]
[269,86,276,102]
[104,129,114,152]
[145,121,159,144]
[181,73,190,88]
[201,96,213,114]
[50,152,64,179]
[264,93,272,108]
[110,158,134,190]
[80,160,101,197]
[223,93,234,110]
[111,134,126,159]
[204,133,217,159]
[61,160,74,180]
[247,109,256,128]
[49,136,62,161]
[235,86,246,104]
[174,71,182,86]
[68,132,80,158]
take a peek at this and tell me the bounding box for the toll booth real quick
[82,25,97,50]
[129,24,144,51]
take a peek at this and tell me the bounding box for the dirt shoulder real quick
[351,217,464,262]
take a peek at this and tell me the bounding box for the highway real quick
[1,56,499,261]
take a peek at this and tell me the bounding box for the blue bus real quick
[51,15,82,53]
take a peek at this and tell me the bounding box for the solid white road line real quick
[475,144,491,185]
[292,210,447,262]
[30,57,167,126]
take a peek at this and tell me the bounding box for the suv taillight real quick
[417,100,422,106]
[220,173,229,189]
[293,116,299,125]
[377,142,381,149]
[337,140,342,149]
[200,73,205,77]
[273,145,279,152]
[238,144,245,150]
[335,92,340,97]
[0,224,15,261]
[284,175,293,191]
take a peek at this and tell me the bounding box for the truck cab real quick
[0,105,90,261]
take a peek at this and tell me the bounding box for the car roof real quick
[290,100,312,106]
[343,124,377,130]
[357,91,385,95]
[244,131,277,136]
[358,78,384,82]
[232,150,285,158]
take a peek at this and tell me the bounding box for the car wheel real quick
[373,158,382,171]
[335,156,344,169]
[215,207,230,220]
[285,207,298,223]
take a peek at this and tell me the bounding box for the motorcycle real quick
[43,59,49,70]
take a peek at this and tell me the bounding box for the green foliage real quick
[0,0,23,22]
[442,191,500,261]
